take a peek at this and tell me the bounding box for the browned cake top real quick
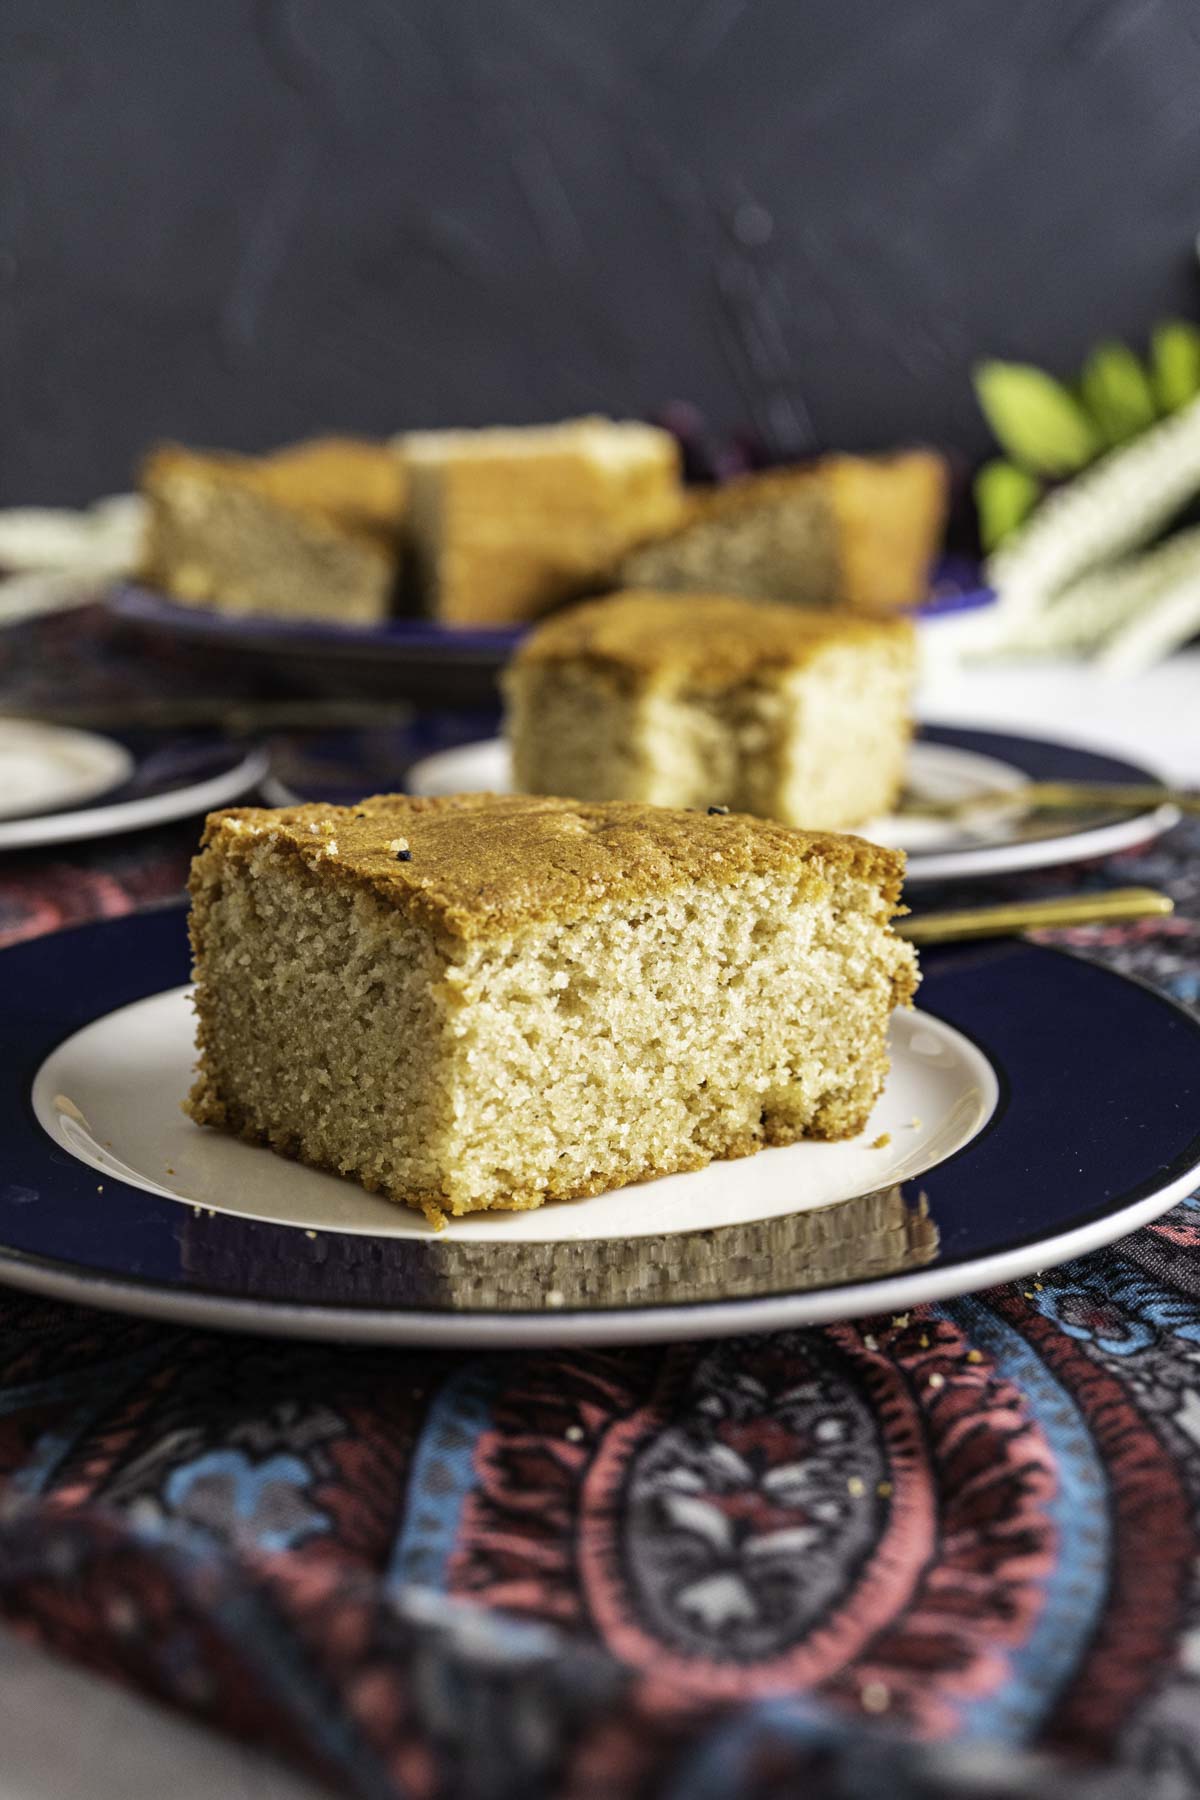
[511,590,915,691]
[141,437,407,537]
[198,792,907,942]
[674,463,826,523]
[641,454,934,530]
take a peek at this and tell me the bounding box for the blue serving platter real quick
[108,585,522,708]
[110,583,524,661]
[108,558,995,703]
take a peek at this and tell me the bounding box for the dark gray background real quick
[2,0,1198,504]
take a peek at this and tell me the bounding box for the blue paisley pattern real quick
[162,1450,330,1553]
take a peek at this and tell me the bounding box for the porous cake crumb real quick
[140,437,406,624]
[186,794,917,1225]
[504,590,916,829]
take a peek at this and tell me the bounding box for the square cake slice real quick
[617,449,948,612]
[396,416,685,625]
[140,437,406,624]
[504,591,916,830]
[186,794,917,1226]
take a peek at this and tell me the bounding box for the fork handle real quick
[899,886,1175,944]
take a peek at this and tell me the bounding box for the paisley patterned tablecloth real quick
[2,610,1200,1799]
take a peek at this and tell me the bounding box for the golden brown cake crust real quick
[198,791,909,945]
[668,464,825,524]
[824,450,948,611]
[511,590,916,692]
[246,436,408,530]
[140,437,406,547]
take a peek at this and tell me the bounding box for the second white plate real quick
[0,720,134,821]
[405,727,1178,884]
[0,736,270,852]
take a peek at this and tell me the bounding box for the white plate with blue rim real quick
[0,722,268,852]
[403,724,1180,885]
[1,904,1199,1345]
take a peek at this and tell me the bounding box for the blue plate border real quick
[0,905,1198,1340]
[919,722,1163,791]
[110,585,523,660]
[0,732,269,853]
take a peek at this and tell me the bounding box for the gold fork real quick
[900,781,1195,819]
[899,887,1175,944]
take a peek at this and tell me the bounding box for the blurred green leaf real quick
[1150,319,1200,412]
[974,459,1042,552]
[974,361,1101,475]
[1079,340,1158,446]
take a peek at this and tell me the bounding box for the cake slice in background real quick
[186,792,917,1225]
[396,416,685,625]
[504,590,916,829]
[242,436,409,533]
[617,449,948,611]
[139,436,407,624]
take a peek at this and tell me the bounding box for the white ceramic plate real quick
[34,987,995,1243]
[404,728,1179,884]
[0,741,270,852]
[0,720,134,821]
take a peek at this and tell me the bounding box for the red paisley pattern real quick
[452,1321,1056,1739]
